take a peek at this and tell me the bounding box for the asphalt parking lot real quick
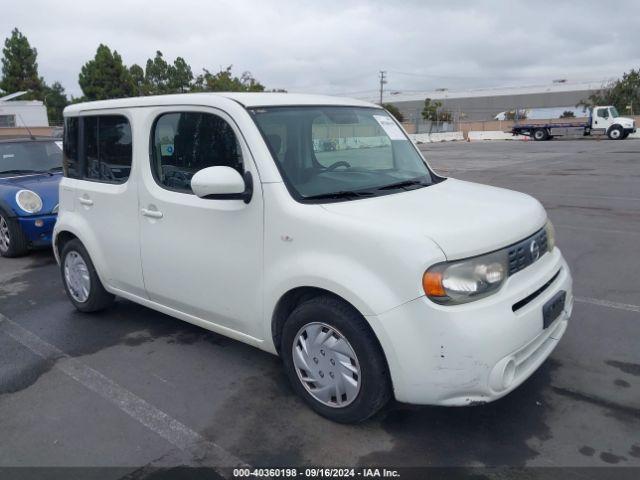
[1,138,639,475]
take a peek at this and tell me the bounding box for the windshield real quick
[610,106,619,118]
[250,106,435,201]
[0,141,62,176]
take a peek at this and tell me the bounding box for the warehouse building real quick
[367,80,603,128]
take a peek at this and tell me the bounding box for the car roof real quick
[64,92,381,114]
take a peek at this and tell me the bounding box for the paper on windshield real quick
[373,115,406,140]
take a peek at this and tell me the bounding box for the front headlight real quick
[545,220,556,252]
[423,249,509,305]
[16,190,43,214]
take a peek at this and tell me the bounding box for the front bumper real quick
[624,127,636,134]
[367,248,572,405]
[16,214,57,246]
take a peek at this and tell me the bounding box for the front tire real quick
[0,213,28,258]
[60,239,114,312]
[608,126,624,140]
[281,295,391,423]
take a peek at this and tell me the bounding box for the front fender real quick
[0,195,19,218]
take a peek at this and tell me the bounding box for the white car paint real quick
[54,92,572,406]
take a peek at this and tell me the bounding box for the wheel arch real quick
[53,230,79,262]
[271,287,384,358]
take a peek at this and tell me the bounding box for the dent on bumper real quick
[16,214,57,245]
[367,249,573,406]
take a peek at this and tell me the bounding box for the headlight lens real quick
[16,190,43,214]
[423,250,509,305]
[545,220,556,252]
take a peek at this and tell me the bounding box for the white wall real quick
[0,101,49,127]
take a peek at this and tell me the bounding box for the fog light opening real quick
[34,219,44,228]
[502,359,517,390]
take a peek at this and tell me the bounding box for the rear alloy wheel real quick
[60,239,115,312]
[282,295,391,423]
[0,213,28,257]
[533,128,549,141]
[608,126,623,140]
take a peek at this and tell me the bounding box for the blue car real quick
[0,137,62,257]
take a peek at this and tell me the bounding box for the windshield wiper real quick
[305,190,376,201]
[0,169,43,176]
[48,166,63,172]
[376,178,430,191]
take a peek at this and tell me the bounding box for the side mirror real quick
[191,166,253,204]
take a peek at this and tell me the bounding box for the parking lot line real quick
[557,224,640,236]
[575,297,640,313]
[0,313,247,468]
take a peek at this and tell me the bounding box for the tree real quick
[560,110,575,118]
[579,68,640,115]
[192,66,264,92]
[171,57,193,93]
[421,98,452,123]
[0,28,44,98]
[141,52,193,95]
[129,64,145,96]
[78,44,135,100]
[382,103,404,122]
[43,81,68,125]
[144,51,172,95]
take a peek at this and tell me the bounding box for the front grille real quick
[507,228,548,275]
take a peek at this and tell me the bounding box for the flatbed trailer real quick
[511,105,636,141]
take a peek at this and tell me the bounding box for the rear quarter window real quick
[63,115,132,183]
[63,117,81,178]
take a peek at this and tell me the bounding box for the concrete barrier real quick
[468,131,527,141]
[409,132,464,143]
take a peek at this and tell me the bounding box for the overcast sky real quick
[3,0,640,99]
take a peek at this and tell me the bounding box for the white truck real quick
[512,106,636,141]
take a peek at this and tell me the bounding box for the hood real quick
[321,178,547,260]
[0,172,61,215]
[614,116,635,128]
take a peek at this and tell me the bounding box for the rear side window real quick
[84,115,132,183]
[62,115,132,183]
[150,112,243,193]
[63,117,81,178]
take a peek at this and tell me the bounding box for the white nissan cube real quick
[54,93,572,423]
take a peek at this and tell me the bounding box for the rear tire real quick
[60,239,115,312]
[0,213,29,258]
[608,126,624,140]
[533,128,549,141]
[281,295,391,423]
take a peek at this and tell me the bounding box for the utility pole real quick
[379,71,387,104]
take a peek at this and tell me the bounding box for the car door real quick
[72,113,145,297]
[593,107,613,132]
[138,106,264,338]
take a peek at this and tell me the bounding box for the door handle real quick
[78,197,94,206]
[141,208,163,219]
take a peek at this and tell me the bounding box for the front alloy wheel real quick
[282,295,391,423]
[608,126,623,140]
[292,322,361,408]
[0,214,28,257]
[0,215,10,254]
